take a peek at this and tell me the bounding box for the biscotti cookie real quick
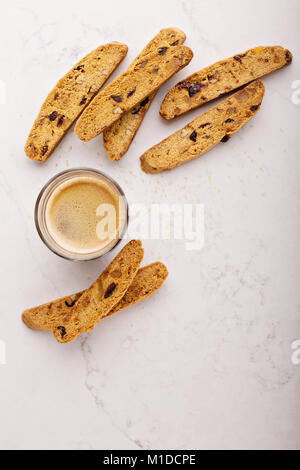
[53,240,144,343]
[103,28,186,161]
[160,46,292,119]
[22,291,83,331]
[107,262,168,316]
[75,45,193,141]
[22,262,168,332]
[25,42,128,162]
[141,80,265,173]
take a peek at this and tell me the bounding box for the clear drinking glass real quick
[35,168,128,261]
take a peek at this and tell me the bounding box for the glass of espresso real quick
[35,168,128,260]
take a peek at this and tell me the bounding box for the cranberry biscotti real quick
[53,240,144,343]
[103,27,186,161]
[160,46,292,119]
[75,45,193,141]
[22,262,168,332]
[141,80,265,173]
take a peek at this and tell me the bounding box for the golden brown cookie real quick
[160,46,292,119]
[22,262,168,332]
[25,42,128,162]
[103,28,186,161]
[52,240,144,343]
[141,80,265,173]
[75,45,193,141]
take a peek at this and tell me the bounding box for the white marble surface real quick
[0,0,299,450]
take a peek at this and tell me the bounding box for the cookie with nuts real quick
[103,27,186,161]
[75,45,193,141]
[160,46,292,119]
[25,42,128,162]
[141,80,265,173]
[51,240,144,343]
[22,262,168,332]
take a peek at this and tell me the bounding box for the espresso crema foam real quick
[45,176,120,254]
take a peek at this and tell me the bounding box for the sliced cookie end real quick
[285,49,293,65]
